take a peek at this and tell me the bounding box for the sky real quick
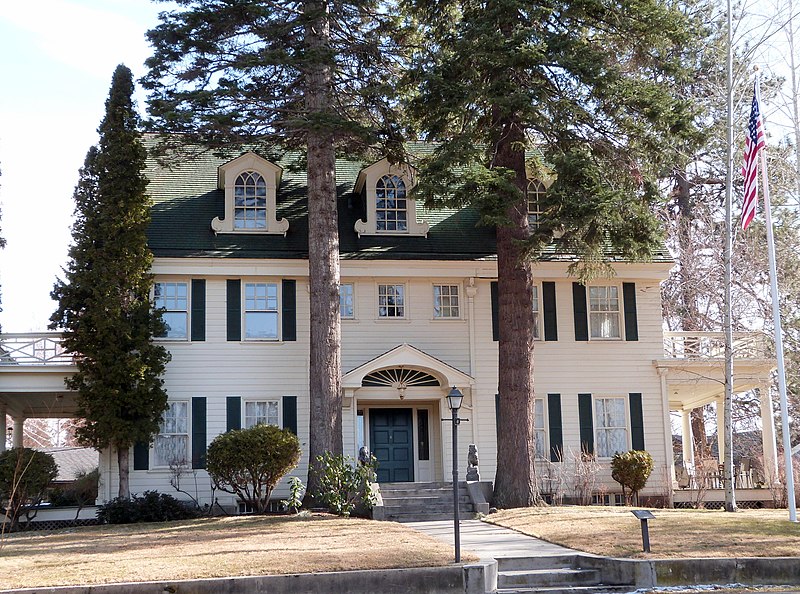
[0,0,169,332]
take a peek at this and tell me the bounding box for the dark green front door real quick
[370,408,414,482]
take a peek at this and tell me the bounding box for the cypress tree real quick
[50,65,170,499]
[402,0,705,507]
[143,1,401,500]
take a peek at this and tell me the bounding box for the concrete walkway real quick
[407,519,576,561]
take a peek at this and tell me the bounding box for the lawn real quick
[485,506,800,559]
[0,513,462,590]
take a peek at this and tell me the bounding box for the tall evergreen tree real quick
[50,65,170,499]
[143,0,401,499]
[402,0,705,507]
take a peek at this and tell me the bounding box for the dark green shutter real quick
[547,394,563,462]
[282,279,296,342]
[133,442,149,471]
[622,282,639,342]
[191,397,207,469]
[491,281,499,341]
[578,393,594,455]
[191,279,206,342]
[542,282,558,341]
[283,396,298,435]
[226,280,241,341]
[226,396,241,432]
[572,283,589,341]
[629,393,645,451]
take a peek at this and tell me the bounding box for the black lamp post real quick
[445,386,465,563]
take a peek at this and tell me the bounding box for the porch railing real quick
[663,331,771,360]
[0,333,72,366]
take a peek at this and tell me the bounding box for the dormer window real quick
[354,158,429,237]
[376,175,408,231]
[526,179,545,228]
[212,152,289,235]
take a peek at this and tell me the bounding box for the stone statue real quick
[466,443,480,481]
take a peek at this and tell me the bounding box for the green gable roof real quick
[144,140,672,264]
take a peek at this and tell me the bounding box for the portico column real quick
[12,416,25,449]
[759,385,779,483]
[0,403,7,452]
[657,367,675,505]
[681,408,695,469]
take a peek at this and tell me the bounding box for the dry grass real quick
[0,513,466,589]
[485,506,800,559]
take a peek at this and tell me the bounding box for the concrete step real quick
[495,586,636,594]
[496,555,578,571]
[381,494,472,505]
[380,487,470,497]
[385,511,480,522]
[498,568,600,589]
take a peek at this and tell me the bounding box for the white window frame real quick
[340,282,355,319]
[526,179,546,228]
[244,399,281,428]
[534,397,547,459]
[532,284,541,340]
[377,283,406,319]
[244,282,280,341]
[433,284,461,319]
[153,400,190,468]
[594,396,629,458]
[588,285,622,340]
[154,281,189,341]
[376,175,408,232]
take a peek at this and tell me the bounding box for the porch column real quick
[466,279,477,377]
[0,403,7,452]
[759,385,779,483]
[658,367,675,503]
[12,416,25,449]
[681,408,695,469]
[716,398,725,464]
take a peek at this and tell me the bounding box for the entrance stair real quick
[494,555,635,594]
[377,481,477,522]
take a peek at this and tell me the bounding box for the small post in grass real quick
[631,509,655,552]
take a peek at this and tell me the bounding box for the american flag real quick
[741,79,765,230]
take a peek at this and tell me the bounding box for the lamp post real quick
[445,386,466,563]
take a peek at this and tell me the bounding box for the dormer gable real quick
[353,158,429,238]
[211,152,289,236]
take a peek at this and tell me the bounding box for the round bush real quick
[611,449,654,504]
[206,424,301,513]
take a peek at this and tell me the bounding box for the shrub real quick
[611,450,654,505]
[206,424,301,514]
[312,452,377,517]
[0,448,58,530]
[97,491,201,524]
[48,468,100,508]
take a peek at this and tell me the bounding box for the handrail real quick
[0,333,73,366]
[663,331,771,360]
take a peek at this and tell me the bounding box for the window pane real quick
[154,435,188,467]
[245,312,278,339]
[378,285,405,317]
[162,312,188,340]
[245,400,280,428]
[433,285,459,318]
[340,283,354,318]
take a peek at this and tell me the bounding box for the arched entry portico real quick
[342,343,474,483]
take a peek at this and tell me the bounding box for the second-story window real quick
[433,284,460,318]
[154,282,188,340]
[378,284,405,318]
[589,285,621,339]
[245,282,279,339]
[532,285,540,340]
[340,283,355,319]
[376,175,408,232]
[234,171,267,230]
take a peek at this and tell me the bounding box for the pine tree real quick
[50,65,170,499]
[143,0,401,500]
[402,0,706,508]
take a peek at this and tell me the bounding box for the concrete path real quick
[406,519,577,561]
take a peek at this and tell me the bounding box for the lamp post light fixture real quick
[444,386,468,563]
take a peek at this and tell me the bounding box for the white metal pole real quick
[757,76,798,521]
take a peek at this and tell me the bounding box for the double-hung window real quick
[589,285,621,339]
[534,398,546,459]
[433,285,459,318]
[340,283,355,319]
[595,397,628,457]
[154,282,188,340]
[154,401,189,467]
[378,284,405,318]
[244,400,280,428]
[245,282,279,339]
[531,285,540,340]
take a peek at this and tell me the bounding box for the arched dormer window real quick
[234,171,267,229]
[376,175,408,231]
[354,158,429,237]
[526,179,546,228]
[212,152,288,235]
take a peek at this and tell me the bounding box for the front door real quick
[370,408,414,482]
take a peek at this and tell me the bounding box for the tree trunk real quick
[492,116,539,509]
[117,445,130,500]
[303,0,343,505]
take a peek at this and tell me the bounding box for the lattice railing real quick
[663,331,771,360]
[0,333,73,366]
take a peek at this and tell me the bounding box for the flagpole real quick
[756,75,798,521]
